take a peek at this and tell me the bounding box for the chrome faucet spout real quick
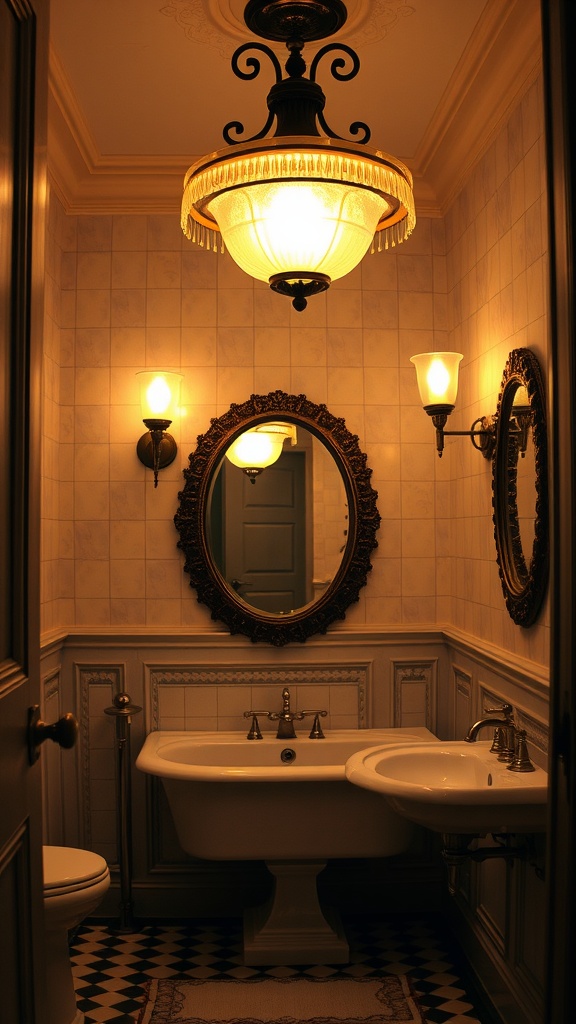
[464,704,515,758]
[464,717,510,742]
[267,687,305,739]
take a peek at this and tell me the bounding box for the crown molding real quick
[47,0,541,218]
[48,54,184,214]
[412,0,542,214]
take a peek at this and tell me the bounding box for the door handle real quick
[27,705,79,765]
[230,578,252,591]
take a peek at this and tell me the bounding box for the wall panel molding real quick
[392,659,437,732]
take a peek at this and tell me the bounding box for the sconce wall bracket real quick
[429,412,497,460]
[137,418,178,486]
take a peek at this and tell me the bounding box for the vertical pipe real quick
[104,693,142,932]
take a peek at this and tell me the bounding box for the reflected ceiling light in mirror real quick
[226,422,298,481]
[181,0,415,311]
[136,371,183,486]
[410,351,496,459]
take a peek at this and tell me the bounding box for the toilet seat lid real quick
[43,845,109,892]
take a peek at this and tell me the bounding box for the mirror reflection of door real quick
[511,394,537,566]
[221,451,310,614]
[206,424,350,616]
[515,428,537,565]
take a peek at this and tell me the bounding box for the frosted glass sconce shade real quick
[136,371,183,486]
[226,422,297,482]
[410,351,463,412]
[410,352,495,460]
[137,371,182,421]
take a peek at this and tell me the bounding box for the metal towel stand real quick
[104,692,142,932]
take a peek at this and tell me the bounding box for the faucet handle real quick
[507,730,536,773]
[301,709,328,739]
[486,703,514,720]
[490,726,507,754]
[243,710,270,740]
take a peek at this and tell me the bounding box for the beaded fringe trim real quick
[181,148,416,256]
[186,220,225,253]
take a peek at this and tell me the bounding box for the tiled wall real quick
[42,197,66,628]
[443,73,549,666]
[41,202,450,634]
[41,71,550,674]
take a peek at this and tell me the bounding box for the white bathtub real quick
[136,726,437,964]
[136,728,437,860]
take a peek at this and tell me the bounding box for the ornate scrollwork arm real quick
[309,43,360,82]
[223,43,283,144]
[231,41,283,82]
[309,44,371,143]
[317,115,371,144]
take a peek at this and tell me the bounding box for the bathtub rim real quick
[135,727,438,782]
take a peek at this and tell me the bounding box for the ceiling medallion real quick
[181,0,416,309]
[244,0,348,40]
[163,2,416,53]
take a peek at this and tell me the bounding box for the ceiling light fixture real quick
[181,0,415,310]
[226,422,298,481]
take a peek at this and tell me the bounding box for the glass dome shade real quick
[226,430,284,470]
[208,178,388,284]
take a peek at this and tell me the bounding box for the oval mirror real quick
[175,391,381,645]
[492,348,548,626]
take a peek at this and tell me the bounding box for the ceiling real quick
[47,0,542,216]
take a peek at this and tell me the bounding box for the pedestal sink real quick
[345,740,548,835]
[136,727,436,964]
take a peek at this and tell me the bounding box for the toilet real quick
[43,845,110,1024]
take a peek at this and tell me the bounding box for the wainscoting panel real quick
[442,641,549,1024]
[392,659,437,731]
[76,664,125,861]
[453,665,473,741]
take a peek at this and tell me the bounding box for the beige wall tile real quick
[40,76,550,671]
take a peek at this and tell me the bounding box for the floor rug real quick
[137,974,426,1024]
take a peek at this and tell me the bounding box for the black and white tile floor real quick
[70,913,500,1024]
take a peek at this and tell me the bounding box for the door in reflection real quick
[222,451,310,613]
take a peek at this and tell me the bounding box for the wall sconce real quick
[226,422,297,482]
[410,352,496,459]
[136,371,183,486]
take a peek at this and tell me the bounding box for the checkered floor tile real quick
[69,914,501,1023]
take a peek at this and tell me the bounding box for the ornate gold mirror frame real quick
[493,348,549,626]
[175,391,380,645]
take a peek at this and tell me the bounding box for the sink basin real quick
[345,740,548,834]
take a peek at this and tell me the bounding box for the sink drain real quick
[280,747,296,764]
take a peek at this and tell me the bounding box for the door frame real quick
[0,0,48,1021]
[542,1,576,1021]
